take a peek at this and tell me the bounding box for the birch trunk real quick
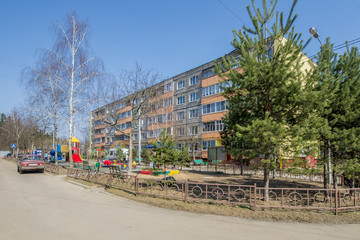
[68,17,76,168]
[127,131,133,176]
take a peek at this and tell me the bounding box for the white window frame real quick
[189,75,198,86]
[177,96,185,105]
[177,80,185,90]
[189,126,198,135]
[164,82,173,93]
[189,92,198,102]
[177,111,185,120]
[202,100,227,115]
[189,109,199,119]
[202,140,216,150]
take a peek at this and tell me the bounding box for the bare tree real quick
[22,51,64,164]
[48,11,104,167]
[104,63,161,175]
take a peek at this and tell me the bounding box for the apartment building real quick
[91,51,238,159]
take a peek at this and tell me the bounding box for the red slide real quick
[72,154,82,163]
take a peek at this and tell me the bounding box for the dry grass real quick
[66,176,360,224]
[106,185,360,224]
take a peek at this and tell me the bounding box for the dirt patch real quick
[137,170,326,188]
[66,176,360,224]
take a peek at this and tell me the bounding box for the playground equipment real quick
[64,137,82,163]
[50,144,62,161]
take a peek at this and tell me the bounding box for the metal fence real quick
[67,168,360,214]
[67,168,137,192]
[45,164,60,174]
[190,164,345,184]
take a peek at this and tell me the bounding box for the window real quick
[189,144,198,152]
[177,80,185,90]
[118,122,131,130]
[167,113,173,121]
[94,120,103,126]
[177,111,185,120]
[189,75,198,86]
[176,127,185,136]
[164,82,173,93]
[202,83,226,97]
[147,129,162,138]
[177,96,185,105]
[189,126,198,135]
[202,101,227,115]
[202,68,215,79]
[189,92,198,102]
[189,109,199,118]
[106,127,116,134]
[163,97,173,107]
[216,101,226,112]
[157,115,164,123]
[203,120,224,132]
[118,110,132,120]
[202,140,216,150]
[166,127,173,135]
[116,102,125,109]
[94,128,105,134]
[116,134,129,141]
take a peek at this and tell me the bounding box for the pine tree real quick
[216,0,310,201]
[330,45,360,188]
[151,130,178,168]
[176,146,191,168]
[310,39,360,190]
[308,39,339,191]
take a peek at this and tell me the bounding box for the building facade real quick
[91,51,238,159]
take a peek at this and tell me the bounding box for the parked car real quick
[17,155,45,174]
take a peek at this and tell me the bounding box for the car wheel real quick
[19,168,23,174]
[17,167,19,173]
[39,169,44,173]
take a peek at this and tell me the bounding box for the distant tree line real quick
[0,110,55,155]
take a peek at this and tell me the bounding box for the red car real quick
[17,155,45,174]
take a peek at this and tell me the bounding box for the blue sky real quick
[1,0,359,117]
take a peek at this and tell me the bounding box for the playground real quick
[50,137,83,163]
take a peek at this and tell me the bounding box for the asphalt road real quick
[0,158,359,240]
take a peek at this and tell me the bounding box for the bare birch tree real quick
[48,11,104,167]
[104,63,161,175]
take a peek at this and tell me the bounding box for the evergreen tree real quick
[309,39,360,190]
[329,45,360,188]
[151,130,178,168]
[176,146,191,168]
[216,0,310,201]
[307,39,339,191]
